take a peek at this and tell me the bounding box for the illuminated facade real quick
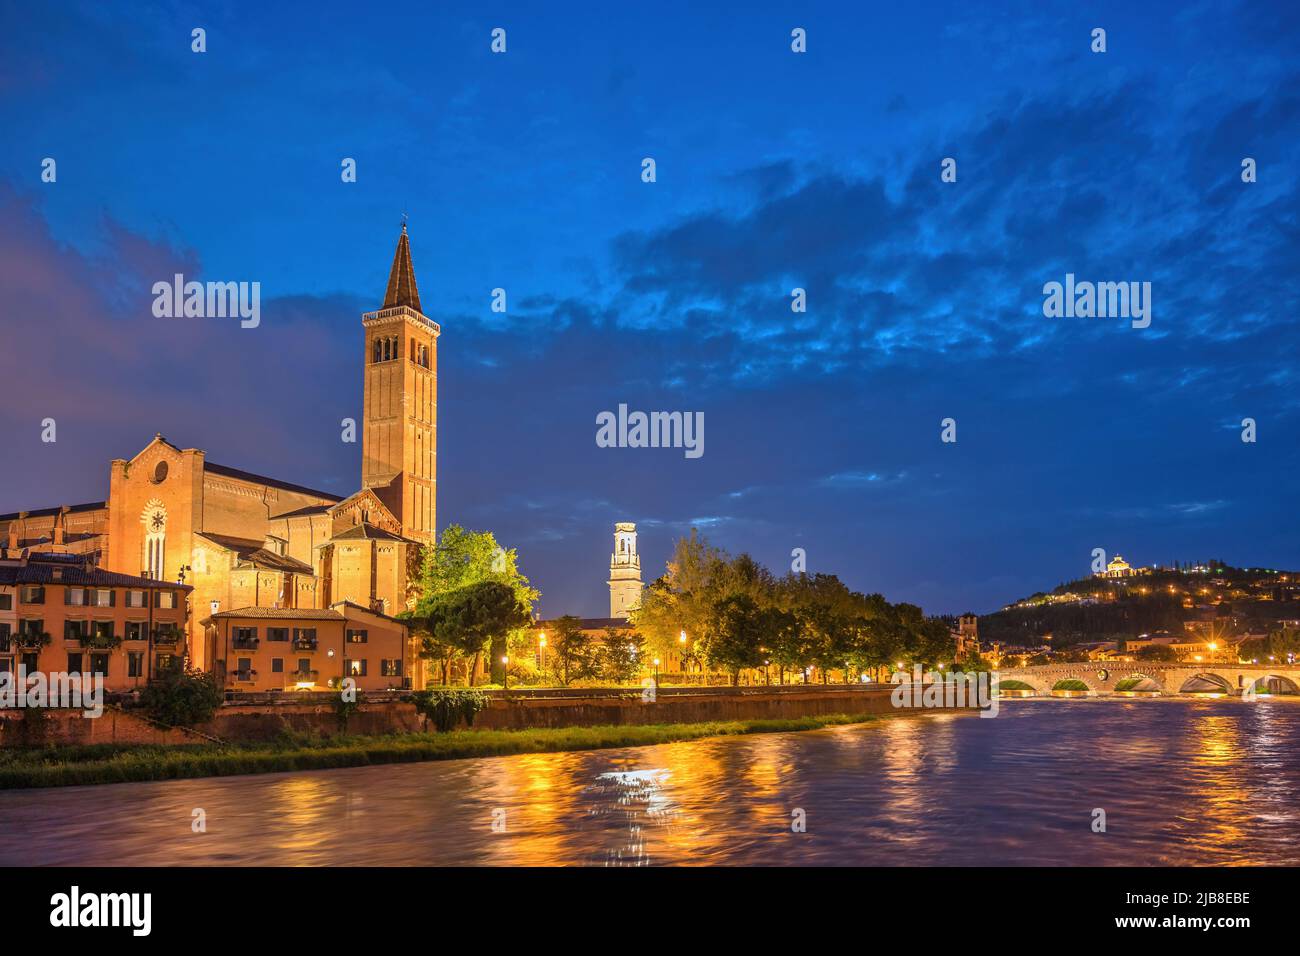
[0,552,190,692]
[0,226,434,688]
[608,522,643,619]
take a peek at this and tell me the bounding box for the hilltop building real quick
[1094,554,1152,579]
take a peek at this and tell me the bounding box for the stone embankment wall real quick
[1,684,966,747]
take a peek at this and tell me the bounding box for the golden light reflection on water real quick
[268,774,338,859]
[7,700,1300,867]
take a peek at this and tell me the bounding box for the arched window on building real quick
[383,338,391,361]
[420,345,429,368]
[145,530,165,580]
[409,338,415,361]
[372,339,381,363]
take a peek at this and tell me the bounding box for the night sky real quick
[1,1,1297,619]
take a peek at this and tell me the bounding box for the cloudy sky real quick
[1,1,1297,617]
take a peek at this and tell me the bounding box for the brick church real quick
[0,225,438,690]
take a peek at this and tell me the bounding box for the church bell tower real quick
[608,522,643,619]
[361,223,438,543]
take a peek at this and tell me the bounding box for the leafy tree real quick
[700,594,769,684]
[411,688,489,732]
[139,658,223,727]
[545,615,601,686]
[599,628,644,684]
[413,581,530,686]
[1134,643,1179,662]
[631,529,730,675]
[408,525,539,684]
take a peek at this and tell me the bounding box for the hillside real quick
[979,562,1300,648]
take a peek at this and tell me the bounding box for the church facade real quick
[0,225,438,691]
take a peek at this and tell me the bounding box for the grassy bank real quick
[0,712,890,790]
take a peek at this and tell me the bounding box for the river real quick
[3,697,1297,866]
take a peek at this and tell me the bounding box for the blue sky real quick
[1,0,1297,617]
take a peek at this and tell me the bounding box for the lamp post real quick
[653,657,660,691]
[501,655,509,691]
[538,632,546,675]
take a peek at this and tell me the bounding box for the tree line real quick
[631,531,956,685]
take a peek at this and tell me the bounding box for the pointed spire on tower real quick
[383,219,423,313]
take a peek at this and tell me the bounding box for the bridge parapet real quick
[997,662,1300,698]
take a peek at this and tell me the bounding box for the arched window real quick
[420,345,429,367]
[383,338,391,361]
[409,338,415,361]
[372,339,381,363]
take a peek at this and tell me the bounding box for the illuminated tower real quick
[608,522,643,619]
[361,223,438,543]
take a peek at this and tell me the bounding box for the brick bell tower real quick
[361,222,438,543]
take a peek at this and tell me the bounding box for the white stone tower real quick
[608,522,643,619]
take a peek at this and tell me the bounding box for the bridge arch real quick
[1177,672,1234,695]
[1112,671,1166,695]
[1049,672,1102,696]
[1247,674,1300,697]
[993,672,1048,696]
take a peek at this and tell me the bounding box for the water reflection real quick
[3,698,1299,866]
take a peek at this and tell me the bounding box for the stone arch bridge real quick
[996,662,1300,697]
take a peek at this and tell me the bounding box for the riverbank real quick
[0,711,907,790]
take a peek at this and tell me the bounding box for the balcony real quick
[16,632,50,649]
[232,670,258,683]
[81,633,122,650]
[287,669,319,682]
[153,631,181,647]
[292,637,318,652]
[232,636,259,650]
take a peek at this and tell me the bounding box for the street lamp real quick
[501,654,509,691]
[653,657,660,690]
[538,632,546,674]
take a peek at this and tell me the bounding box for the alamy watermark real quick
[596,404,704,459]
[1042,273,1151,329]
[890,666,1000,718]
[0,667,104,717]
[152,274,261,328]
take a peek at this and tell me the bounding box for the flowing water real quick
[3,697,1297,866]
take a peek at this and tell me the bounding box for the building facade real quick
[0,552,191,693]
[0,225,434,690]
[201,603,409,693]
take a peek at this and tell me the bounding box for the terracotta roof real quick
[205,462,342,502]
[332,523,406,542]
[203,607,345,622]
[330,600,408,624]
[195,532,314,574]
[0,501,106,522]
[274,504,332,519]
[382,223,423,312]
[0,564,192,590]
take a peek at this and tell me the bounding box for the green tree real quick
[413,581,530,686]
[139,658,223,727]
[700,594,769,684]
[408,525,539,684]
[599,628,644,684]
[631,529,731,676]
[545,615,601,686]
